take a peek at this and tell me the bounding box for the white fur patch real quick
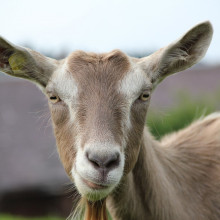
[48,59,78,122]
[119,61,150,101]
[51,60,78,101]
[118,59,152,129]
[71,141,125,200]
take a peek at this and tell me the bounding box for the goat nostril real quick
[86,151,120,171]
[105,153,120,169]
[86,152,101,168]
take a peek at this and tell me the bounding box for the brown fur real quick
[85,199,108,220]
[107,114,220,220]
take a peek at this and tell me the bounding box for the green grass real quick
[0,214,112,220]
[0,215,64,220]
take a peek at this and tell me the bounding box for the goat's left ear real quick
[141,21,213,86]
[0,37,59,88]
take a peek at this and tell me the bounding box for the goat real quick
[0,21,220,220]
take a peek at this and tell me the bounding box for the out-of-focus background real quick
[0,0,219,219]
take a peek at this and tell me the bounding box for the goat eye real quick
[139,92,150,101]
[49,95,60,104]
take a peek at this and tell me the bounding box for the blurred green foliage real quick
[0,214,113,220]
[147,92,218,140]
[0,215,64,220]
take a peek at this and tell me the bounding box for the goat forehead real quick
[65,51,151,98]
[50,50,151,102]
[66,50,130,86]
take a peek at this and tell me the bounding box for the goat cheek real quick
[52,111,69,126]
[124,144,141,174]
[55,130,76,176]
[51,116,76,176]
[49,104,70,126]
[123,109,146,173]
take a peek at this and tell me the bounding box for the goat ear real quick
[142,21,213,86]
[0,37,58,87]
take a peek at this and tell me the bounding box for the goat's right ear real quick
[140,21,213,87]
[0,37,58,87]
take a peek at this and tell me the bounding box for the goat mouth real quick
[81,177,108,190]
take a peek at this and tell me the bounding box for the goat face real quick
[47,50,152,201]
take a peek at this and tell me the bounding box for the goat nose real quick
[86,151,120,172]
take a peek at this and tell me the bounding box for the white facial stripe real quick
[50,59,78,102]
[118,60,151,130]
[118,60,151,102]
[48,59,78,122]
